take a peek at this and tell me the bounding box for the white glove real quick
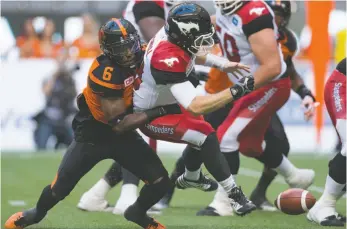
[301,95,320,121]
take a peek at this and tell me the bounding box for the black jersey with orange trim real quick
[278,27,298,66]
[82,54,142,124]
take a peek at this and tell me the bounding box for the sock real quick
[218,175,236,194]
[182,146,202,171]
[274,155,297,178]
[104,162,123,187]
[320,175,346,205]
[116,184,138,206]
[137,176,171,212]
[200,133,232,182]
[222,151,240,175]
[89,178,111,199]
[209,185,231,210]
[184,167,201,181]
[122,168,140,186]
[36,185,60,217]
[251,167,277,197]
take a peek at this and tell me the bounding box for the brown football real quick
[274,188,316,215]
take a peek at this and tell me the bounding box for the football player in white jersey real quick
[133,2,258,217]
[195,0,315,216]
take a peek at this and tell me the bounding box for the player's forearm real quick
[111,113,149,133]
[187,89,233,115]
[111,104,182,133]
[254,62,281,89]
[288,64,304,91]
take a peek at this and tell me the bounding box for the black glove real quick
[229,76,254,100]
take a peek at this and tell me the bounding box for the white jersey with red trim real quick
[123,0,172,40]
[133,28,195,111]
[215,0,287,84]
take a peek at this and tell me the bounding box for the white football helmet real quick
[214,0,244,16]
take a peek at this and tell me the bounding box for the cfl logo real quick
[124,76,134,87]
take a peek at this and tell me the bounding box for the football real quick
[274,188,316,215]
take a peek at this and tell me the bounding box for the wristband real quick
[144,107,167,122]
[296,85,316,101]
[205,54,229,70]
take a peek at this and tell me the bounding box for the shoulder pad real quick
[151,41,191,73]
[237,1,271,25]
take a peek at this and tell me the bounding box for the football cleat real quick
[228,187,256,216]
[307,200,344,227]
[124,204,165,229]
[337,214,346,223]
[77,191,113,212]
[145,219,166,229]
[196,206,223,216]
[5,208,45,229]
[176,173,218,192]
[285,169,315,190]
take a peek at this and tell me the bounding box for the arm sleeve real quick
[170,81,197,109]
[133,1,165,23]
[242,14,274,39]
[150,66,188,85]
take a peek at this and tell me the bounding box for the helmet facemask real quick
[188,26,215,56]
[101,33,141,68]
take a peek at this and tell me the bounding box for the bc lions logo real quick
[159,57,179,67]
[250,7,266,16]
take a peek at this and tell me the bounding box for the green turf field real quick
[1,152,346,229]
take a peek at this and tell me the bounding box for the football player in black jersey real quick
[4,18,181,229]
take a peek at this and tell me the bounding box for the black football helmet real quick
[165,3,215,56]
[99,18,142,68]
[266,0,291,28]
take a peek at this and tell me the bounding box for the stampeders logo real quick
[248,88,277,112]
[333,82,343,112]
[145,124,174,135]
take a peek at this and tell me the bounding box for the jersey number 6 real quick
[102,67,114,81]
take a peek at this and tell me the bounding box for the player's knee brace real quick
[329,152,346,184]
[222,151,240,175]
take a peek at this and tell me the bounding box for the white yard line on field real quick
[239,167,346,199]
[8,200,27,206]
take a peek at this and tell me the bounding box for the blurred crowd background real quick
[0,1,346,152]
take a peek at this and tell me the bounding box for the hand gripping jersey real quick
[215,0,287,84]
[123,0,172,40]
[133,28,195,111]
[82,55,142,123]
